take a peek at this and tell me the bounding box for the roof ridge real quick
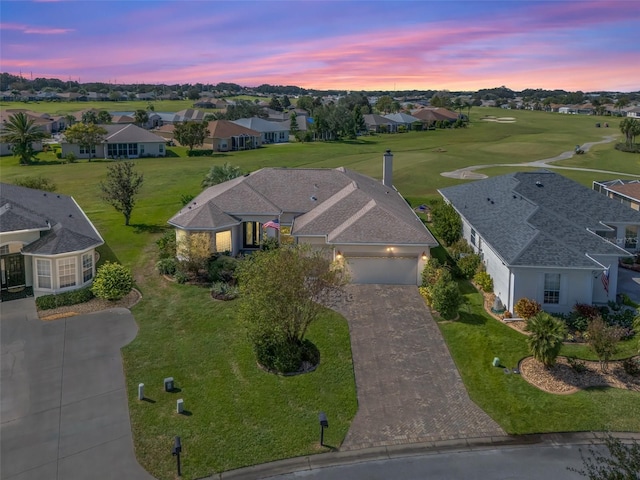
[327,198,376,241]
[293,182,358,230]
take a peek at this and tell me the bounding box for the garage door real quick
[346,257,418,285]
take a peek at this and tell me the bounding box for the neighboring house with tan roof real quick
[0,183,104,298]
[60,124,166,159]
[203,120,261,151]
[440,171,640,314]
[594,179,640,212]
[168,151,438,285]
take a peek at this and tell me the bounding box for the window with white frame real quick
[543,273,560,304]
[58,257,77,288]
[82,253,94,283]
[79,145,96,155]
[470,229,476,246]
[215,231,232,253]
[37,259,52,289]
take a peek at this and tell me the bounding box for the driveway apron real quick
[1,299,153,480]
[334,285,504,450]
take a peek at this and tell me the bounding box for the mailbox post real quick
[318,412,328,447]
[172,436,182,477]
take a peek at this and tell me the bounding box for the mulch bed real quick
[38,289,142,320]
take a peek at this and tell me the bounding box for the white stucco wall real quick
[26,249,96,297]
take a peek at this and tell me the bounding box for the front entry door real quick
[1,254,26,290]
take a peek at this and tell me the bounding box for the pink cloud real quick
[0,22,72,34]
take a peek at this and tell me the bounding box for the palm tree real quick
[525,312,567,368]
[0,112,48,165]
[620,118,640,147]
[201,162,243,188]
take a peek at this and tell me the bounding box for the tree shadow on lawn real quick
[97,243,120,264]
[130,223,165,234]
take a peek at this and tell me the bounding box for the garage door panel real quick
[346,257,417,285]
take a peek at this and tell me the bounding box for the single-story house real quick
[363,114,399,133]
[411,107,459,126]
[203,120,262,151]
[168,151,438,285]
[593,179,640,213]
[384,113,423,130]
[0,183,104,298]
[61,124,166,159]
[232,117,289,144]
[1,110,47,156]
[439,171,640,314]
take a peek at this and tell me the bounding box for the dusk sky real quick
[1,0,638,92]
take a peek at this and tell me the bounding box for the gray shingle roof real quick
[0,183,103,255]
[232,117,288,133]
[101,124,165,143]
[438,171,639,268]
[169,167,437,246]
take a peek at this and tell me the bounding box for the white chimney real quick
[382,149,393,188]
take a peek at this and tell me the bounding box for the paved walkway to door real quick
[333,285,505,451]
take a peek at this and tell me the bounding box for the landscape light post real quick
[318,412,328,447]
[172,436,182,477]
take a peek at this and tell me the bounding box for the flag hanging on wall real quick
[601,266,610,293]
[263,218,280,230]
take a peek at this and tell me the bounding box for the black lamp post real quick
[318,412,328,447]
[172,436,182,477]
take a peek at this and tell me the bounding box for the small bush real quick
[473,271,493,292]
[514,297,542,320]
[65,152,77,163]
[36,286,95,310]
[623,357,640,376]
[91,262,133,300]
[567,356,587,373]
[457,253,482,279]
[207,255,238,283]
[449,238,473,258]
[429,273,462,320]
[211,281,239,300]
[156,229,177,259]
[174,270,188,284]
[254,337,319,374]
[156,258,177,276]
[573,303,601,320]
[421,257,443,286]
[187,149,214,157]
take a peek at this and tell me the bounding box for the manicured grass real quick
[0,99,208,114]
[439,282,640,434]
[2,107,639,475]
[125,271,356,479]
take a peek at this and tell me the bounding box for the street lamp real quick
[318,412,328,447]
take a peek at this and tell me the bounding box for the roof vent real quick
[487,197,491,201]
[310,196,317,201]
[491,200,494,204]
[536,181,543,187]
[512,195,517,199]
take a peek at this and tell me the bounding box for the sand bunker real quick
[482,116,516,123]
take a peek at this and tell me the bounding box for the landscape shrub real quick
[615,143,640,153]
[566,356,587,373]
[456,253,481,279]
[254,336,319,374]
[573,303,601,320]
[211,281,239,301]
[421,257,443,286]
[428,270,462,320]
[448,238,473,259]
[36,286,95,310]
[174,269,188,284]
[156,258,177,276]
[207,255,238,283]
[156,229,176,259]
[514,297,542,320]
[65,152,77,163]
[525,312,567,368]
[91,261,133,300]
[623,357,640,376]
[473,271,493,292]
[586,317,624,372]
[187,149,214,157]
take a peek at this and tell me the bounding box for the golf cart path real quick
[441,135,639,180]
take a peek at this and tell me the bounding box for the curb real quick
[207,432,640,479]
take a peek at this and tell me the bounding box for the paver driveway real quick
[0,298,153,480]
[333,285,504,450]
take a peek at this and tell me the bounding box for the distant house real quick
[411,107,459,126]
[594,179,640,213]
[203,120,262,151]
[626,107,640,119]
[363,114,399,133]
[232,117,289,144]
[439,171,640,314]
[61,124,166,159]
[0,110,47,156]
[168,151,438,285]
[384,112,422,130]
[0,183,104,298]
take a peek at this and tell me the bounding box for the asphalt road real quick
[269,444,595,480]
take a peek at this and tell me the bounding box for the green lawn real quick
[2,107,639,477]
[440,282,640,435]
[125,271,356,479]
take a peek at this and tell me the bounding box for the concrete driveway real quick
[333,285,504,451]
[0,299,153,480]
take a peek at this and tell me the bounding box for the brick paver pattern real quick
[333,285,505,451]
